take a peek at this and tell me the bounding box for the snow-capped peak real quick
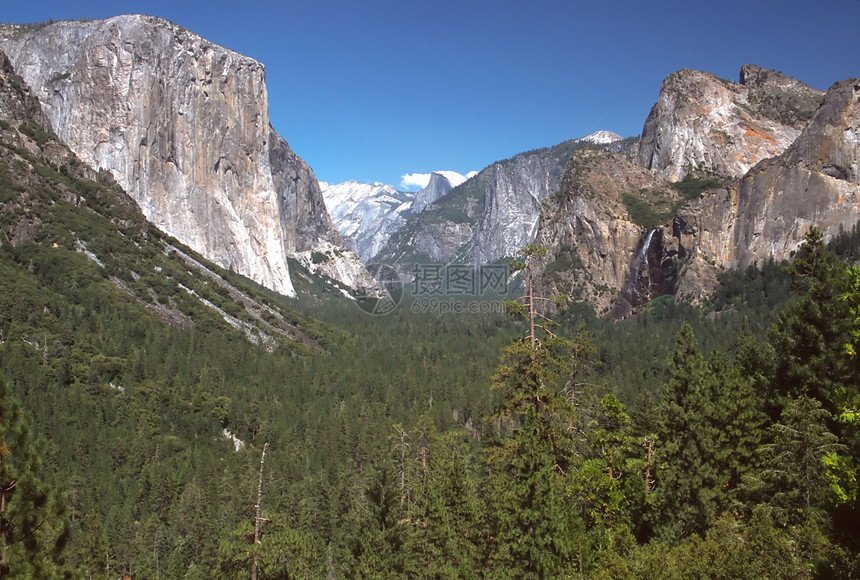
[320,170,471,263]
[576,130,624,145]
[320,180,406,219]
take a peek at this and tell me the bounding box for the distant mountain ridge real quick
[323,133,625,267]
[2,15,854,318]
[320,170,469,262]
[372,133,637,271]
[320,180,412,262]
[576,130,624,145]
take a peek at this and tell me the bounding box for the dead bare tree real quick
[251,442,268,580]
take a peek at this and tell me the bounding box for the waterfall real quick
[638,229,655,299]
[638,229,655,273]
[615,229,656,318]
[629,229,655,299]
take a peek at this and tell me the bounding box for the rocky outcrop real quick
[650,79,860,305]
[653,187,738,306]
[635,67,823,182]
[740,65,826,130]
[535,148,680,316]
[0,50,47,128]
[373,66,854,317]
[0,15,376,297]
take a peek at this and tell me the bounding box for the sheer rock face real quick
[468,154,564,265]
[655,79,860,305]
[731,79,860,268]
[412,172,457,214]
[635,67,823,182]
[0,15,376,297]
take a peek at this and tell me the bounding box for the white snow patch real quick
[576,130,624,145]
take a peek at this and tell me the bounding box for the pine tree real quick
[743,395,844,527]
[482,245,581,577]
[653,323,761,541]
[587,394,634,483]
[0,376,73,578]
[766,226,855,416]
[705,351,764,500]
[404,416,482,578]
[354,460,408,576]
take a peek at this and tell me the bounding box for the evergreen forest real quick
[1,114,859,578]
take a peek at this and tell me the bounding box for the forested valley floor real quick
[2,225,859,577]
[1,121,859,578]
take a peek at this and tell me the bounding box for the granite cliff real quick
[0,15,377,297]
[0,49,324,350]
[634,65,823,182]
[653,78,860,305]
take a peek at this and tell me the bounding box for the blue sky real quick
[4,1,859,189]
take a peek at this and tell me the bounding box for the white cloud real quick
[400,172,432,191]
[466,171,478,179]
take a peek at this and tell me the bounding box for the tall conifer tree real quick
[482,245,582,577]
[0,377,72,578]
